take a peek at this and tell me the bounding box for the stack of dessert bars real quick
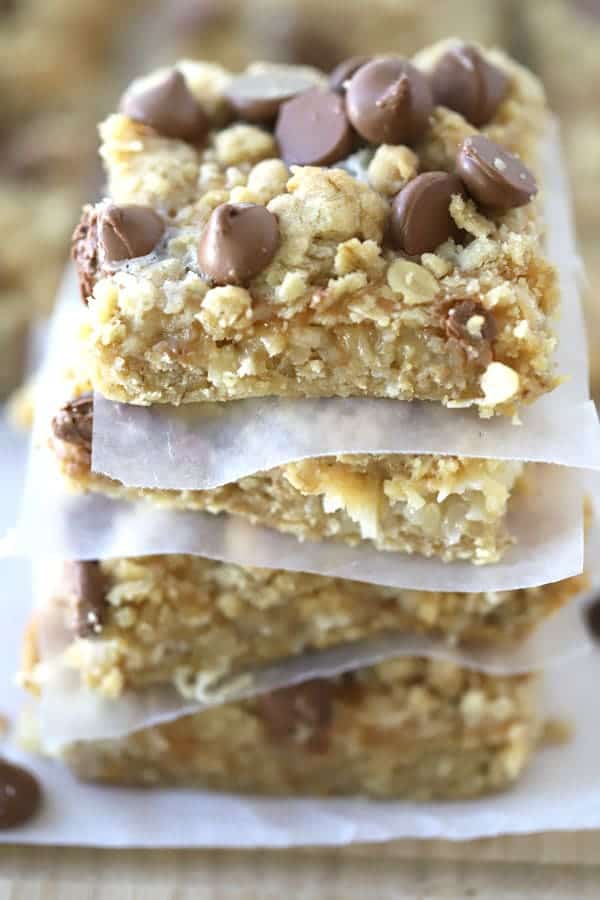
[20,41,590,801]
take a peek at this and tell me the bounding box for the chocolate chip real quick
[275,87,353,166]
[71,206,100,304]
[226,71,318,124]
[585,595,600,643]
[120,70,209,143]
[64,561,108,638]
[197,202,279,285]
[446,300,497,344]
[256,679,334,753]
[345,57,433,145]
[51,393,94,457]
[0,760,42,829]
[390,172,467,255]
[99,204,165,262]
[329,56,372,92]
[431,44,509,127]
[457,136,538,211]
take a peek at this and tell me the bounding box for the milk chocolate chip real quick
[457,135,538,211]
[64,561,108,638]
[120,69,209,143]
[275,87,353,165]
[197,202,279,285]
[446,300,497,344]
[345,57,433,145]
[99,204,165,262]
[390,172,467,255]
[71,206,100,303]
[226,70,318,123]
[431,44,509,127]
[51,393,94,458]
[329,56,372,92]
[0,760,42,829]
[256,679,334,753]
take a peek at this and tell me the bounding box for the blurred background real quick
[1,0,599,408]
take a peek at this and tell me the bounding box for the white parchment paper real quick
[13,440,584,591]
[2,414,600,846]
[90,124,600,490]
[31,558,593,748]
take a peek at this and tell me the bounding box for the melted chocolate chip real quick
[71,206,100,304]
[197,202,279,285]
[51,393,94,457]
[275,87,353,165]
[457,135,538,211]
[329,56,372,92]
[256,679,334,753]
[0,760,42,829]
[64,561,108,638]
[446,300,497,344]
[345,57,433,145]
[99,204,165,262]
[120,70,209,144]
[431,44,509,127]
[390,172,467,255]
[226,70,317,123]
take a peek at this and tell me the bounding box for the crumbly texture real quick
[50,367,526,563]
[36,655,541,800]
[32,554,585,702]
[54,435,523,564]
[80,43,558,416]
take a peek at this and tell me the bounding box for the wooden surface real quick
[1,833,599,898]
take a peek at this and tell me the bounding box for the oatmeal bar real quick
[50,385,525,563]
[74,42,558,415]
[27,555,584,702]
[22,629,540,799]
[161,0,507,72]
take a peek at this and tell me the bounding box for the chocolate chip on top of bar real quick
[71,40,556,412]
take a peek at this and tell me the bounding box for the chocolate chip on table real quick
[456,135,538,211]
[225,70,318,124]
[64,561,108,638]
[120,69,209,143]
[446,300,497,344]
[431,43,509,127]
[197,202,279,285]
[275,87,353,165]
[99,204,165,262]
[51,392,94,456]
[585,595,600,643]
[256,679,334,753]
[345,57,433,145]
[0,759,42,829]
[390,172,467,255]
[71,206,100,303]
[329,56,372,92]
